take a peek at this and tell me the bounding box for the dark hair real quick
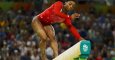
[61,0,76,3]
[66,0,78,5]
[66,0,76,2]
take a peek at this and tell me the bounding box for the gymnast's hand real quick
[71,13,80,20]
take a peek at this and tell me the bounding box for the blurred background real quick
[0,0,115,60]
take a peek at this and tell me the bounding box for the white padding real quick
[53,41,82,60]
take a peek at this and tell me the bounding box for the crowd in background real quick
[0,0,115,60]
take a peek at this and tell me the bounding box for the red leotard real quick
[37,1,81,40]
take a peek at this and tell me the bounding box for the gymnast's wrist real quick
[79,37,85,41]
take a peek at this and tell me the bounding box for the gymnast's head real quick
[64,1,76,11]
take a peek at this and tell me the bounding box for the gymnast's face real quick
[64,1,76,11]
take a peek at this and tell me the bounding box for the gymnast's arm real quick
[64,19,84,41]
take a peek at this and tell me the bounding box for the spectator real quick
[31,50,40,60]
[46,45,53,60]
[21,50,31,60]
